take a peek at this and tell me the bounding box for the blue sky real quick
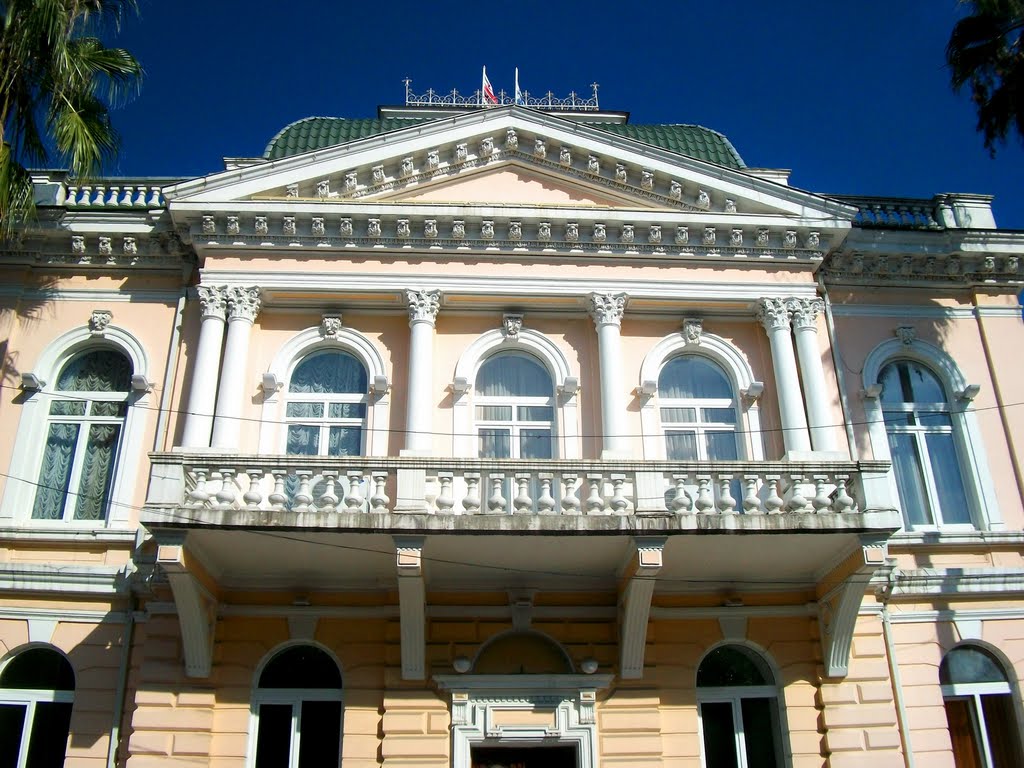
[109,1,1023,229]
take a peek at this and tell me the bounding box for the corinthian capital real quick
[786,298,824,330]
[588,292,627,327]
[406,289,441,325]
[756,298,790,333]
[226,286,262,323]
[196,285,228,320]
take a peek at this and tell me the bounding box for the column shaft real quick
[589,293,628,458]
[210,287,261,450]
[789,299,837,452]
[404,290,440,455]
[757,299,811,454]
[181,287,226,448]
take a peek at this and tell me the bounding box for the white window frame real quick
[861,338,1002,531]
[639,331,764,461]
[247,643,344,768]
[259,325,389,457]
[0,326,151,529]
[283,350,370,458]
[658,357,741,462]
[453,328,578,459]
[0,647,76,768]
[474,352,556,460]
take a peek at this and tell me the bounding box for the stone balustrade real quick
[834,195,943,230]
[65,181,165,208]
[145,453,891,523]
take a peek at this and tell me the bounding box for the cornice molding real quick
[822,250,1022,288]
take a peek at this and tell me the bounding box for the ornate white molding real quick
[588,292,627,327]
[395,536,425,680]
[196,285,228,320]
[502,313,523,341]
[786,298,824,330]
[226,286,261,322]
[756,297,791,332]
[88,309,113,334]
[405,289,441,325]
[619,537,665,679]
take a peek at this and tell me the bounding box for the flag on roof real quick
[515,68,524,106]
[482,66,498,105]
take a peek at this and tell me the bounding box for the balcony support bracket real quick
[618,537,666,679]
[396,536,426,680]
[156,538,217,679]
[818,535,891,678]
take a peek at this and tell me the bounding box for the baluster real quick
[370,471,390,513]
[716,474,736,514]
[344,471,365,511]
[92,185,106,206]
[670,474,692,514]
[812,475,832,513]
[764,475,784,513]
[436,472,455,513]
[148,186,162,207]
[561,474,581,515]
[294,471,313,511]
[119,186,135,206]
[243,468,264,509]
[66,186,80,206]
[107,186,120,207]
[133,186,147,206]
[513,473,533,515]
[695,475,715,514]
[610,474,628,514]
[786,474,809,512]
[585,474,604,515]
[188,467,210,504]
[215,468,237,506]
[487,474,507,514]
[318,471,339,510]
[833,475,855,513]
[79,186,92,207]
[743,474,762,514]
[537,473,556,514]
[268,469,287,510]
[463,473,481,514]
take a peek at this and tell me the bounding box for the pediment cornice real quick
[164,107,856,223]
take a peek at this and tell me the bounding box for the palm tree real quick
[947,0,1024,155]
[0,0,142,239]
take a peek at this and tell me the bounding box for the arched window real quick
[32,349,132,522]
[658,356,739,461]
[880,360,971,527]
[940,645,1023,767]
[0,647,75,768]
[285,351,368,456]
[697,645,783,768]
[252,645,343,768]
[475,353,555,459]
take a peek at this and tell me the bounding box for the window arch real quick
[639,330,764,461]
[285,350,368,457]
[940,644,1023,767]
[658,355,739,462]
[0,646,75,768]
[697,645,784,768]
[259,325,389,456]
[861,337,1001,531]
[1,324,151,528]
[475,352,555,459]
[250,644,343,768]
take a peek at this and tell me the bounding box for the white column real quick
[756,298,811,455]
[210,287,262,450]
[181,286,227,448]
[788,298,837,452]
[403,289,440,455]
[589,292,629,458]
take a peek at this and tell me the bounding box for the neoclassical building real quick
[1,88,1023,768]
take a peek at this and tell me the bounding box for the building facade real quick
[1,94,1023,768]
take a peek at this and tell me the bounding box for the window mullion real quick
[16,700,34,768]
[289,701,301,768]
[972,693,996,768]
[915,427,945,525]
[732,697,748,768]
[62,418,91,521]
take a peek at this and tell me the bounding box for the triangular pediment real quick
[164,107,856,225]
[374,163,664,209]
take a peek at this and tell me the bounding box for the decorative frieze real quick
[509,221,522,241]
[640,170,654,191]
[593,223,607,243]
[424,219,438,238]
[368,219,382,238]
[730,228,743,247]
[560,147,571,166]
[317,179,331,198]
[397,219,411,238]
[453,220,466,239]
[648,225,662,245]
[669,181,682,201]
[675,226,689,245]
[697,190,711,210]
[703,227,716,246]
[283,217,296,236]
[123,237,138,255]
[538,222,551,241]
[587,156,600,174]
[312,218,326,237]
[566,223,579,242]
[505,129,518,150]
[481,221,495,240]
[534,138,546,159]
[823,251,1023,284]
[621,225,634,244]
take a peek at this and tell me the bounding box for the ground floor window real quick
[252,645,343,768]
[697,645,782,768]
[471,745,577,768]
[940,645,1023,768]
[0,648,75,768]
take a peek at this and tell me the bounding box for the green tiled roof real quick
[264,116,745,168]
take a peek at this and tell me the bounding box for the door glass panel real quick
[297,701,342,768]
[476,406,512,421]
[706,431,739,461]
[665,431,698,460]
[255,703,293,768]
[329,402,366,419]
[741,697,780,768]
[479,429,511,459]
[888,433,933,526]
[286,402,324,418]
[520,429,552,460]
[981,694,1023,767]
[943,698,984,768]
[661,407,696,423]
[25,701,73,768]
[700,702,739,768]
[287,425,320,456]
[73,424,120,520]
[517,406,554,421]
[49,401,86,417]
[0,704,26,768]
[926,433,972,525]
[32,423,80,520]
[327,427,361,456]
[703,407,737,423]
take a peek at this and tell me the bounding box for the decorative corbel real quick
[558,377,580,397]
[682,318,703,345]
[89,309,113,335]
[261,372,283,394]
[619,537,665,679]
[130,374,154,393]
[20,372,45,391]
[860,383,883,399]
[956,383,981,401]
[370,375,390,395]
[741,381,764,404]
[156,541,217,678]
[395,536,425,680]
[320,313,343,339]
[502,313,523,341]
[450,377,471,397]
[635,379,657,398]
[894,325,916,345]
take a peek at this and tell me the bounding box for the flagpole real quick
[481,66,486,107]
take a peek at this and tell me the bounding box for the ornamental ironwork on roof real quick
[263,116,746,169]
